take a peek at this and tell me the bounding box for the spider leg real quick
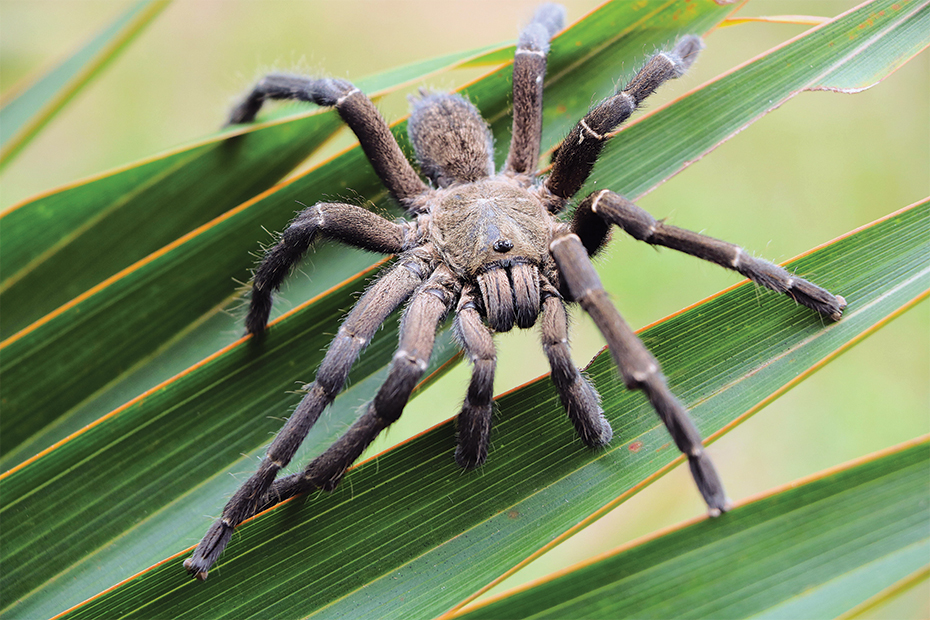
[184,251,433,580]
[453,285,497,468]
[544,36,702,206]
[573,190,847,319]
[250,266,459,515]
[246,201,418,334]
[228,75,428,206]
[550,232,729,515]
[539,280,612,446]
[504,3,566,176]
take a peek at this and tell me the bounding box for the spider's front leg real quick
[550,232,729,515]
[572,190,847,319]
[246,202,418,334]
[246,266,458,513]
[228,75,428,208]
[539,281,612,447]
[184,251,433,580]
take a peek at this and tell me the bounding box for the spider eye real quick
[493,239,514,253]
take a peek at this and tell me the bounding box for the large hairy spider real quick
[185,4,846,580]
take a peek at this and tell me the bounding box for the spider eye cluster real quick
[493,239,514,253]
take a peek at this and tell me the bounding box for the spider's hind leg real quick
[184,251,433,580]
[255,266,458,512]
[228,75,427,206]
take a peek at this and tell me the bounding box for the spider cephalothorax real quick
[185,4,846,580]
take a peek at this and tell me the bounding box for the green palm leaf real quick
[452,438,930,619]
[50,197,930,620]
[0,0,170,167]
[0,0,730,465]
[0,1,926,618]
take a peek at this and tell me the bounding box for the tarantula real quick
[185,4,846,580]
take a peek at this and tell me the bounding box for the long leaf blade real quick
[0,0,169,165]
[0,4,741,615]
[451,438,930,620]
[50,201,929,619]
[0,0,733,464]
[3,1,926,618]
[581,0,930,201]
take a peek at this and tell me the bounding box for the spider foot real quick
[832,295,848,321]
[688,451,729,516]
[783,278,847,321]
[182,557,209,582]
[668,35,704,76]
[245,290,273,336]
[707,498,734,519]
[530,3,566,38]
[580,414,613,447]
[565,372,611,448]
[455,405,492,470]
[183,519,234,581]
[455,442,488,470]
[520,3,566,52]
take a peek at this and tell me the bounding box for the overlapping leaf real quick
[52,201,930,619]
[0,0,170,165]
[452,438,930,619]
[1,1,926,619]
[0,0,733,465]
[1,1,739,616]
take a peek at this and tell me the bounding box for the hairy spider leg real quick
[572,190,847,320]
[504,3,565,176]
[241,266,459,518]
[184,252,433,580]
[550,232,729,515]
[453,286,497,468]
[545,36,703,205]
[246,202,417,334]
[228,75,428,207]
[539,281,612,446]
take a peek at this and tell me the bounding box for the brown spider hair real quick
[185,4,845,580]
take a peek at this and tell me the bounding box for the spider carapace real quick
[185,4,846,580]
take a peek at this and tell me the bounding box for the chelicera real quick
[185,4,846,580]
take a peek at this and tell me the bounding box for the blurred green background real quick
[1,0,927,615]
